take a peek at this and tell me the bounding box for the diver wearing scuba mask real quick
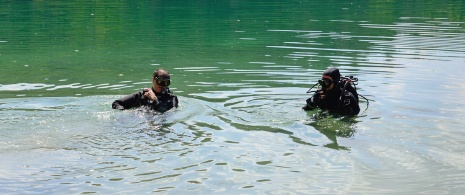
[112,68,178,113]
[303,68,360,115]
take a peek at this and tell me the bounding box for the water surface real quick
[1,0,465,194]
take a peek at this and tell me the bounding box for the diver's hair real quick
[153,68,170,78]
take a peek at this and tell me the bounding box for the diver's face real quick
[152,76,170,93]
[320,75,334,90]
[327,82,334,90]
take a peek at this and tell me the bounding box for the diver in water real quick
[303,67,360,115]
[112,68,178,113]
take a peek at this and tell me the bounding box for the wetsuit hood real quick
[322,68,341,85]
[321,68,341,93]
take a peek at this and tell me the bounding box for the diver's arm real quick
[303,91,322,111]
[112,91,144,110]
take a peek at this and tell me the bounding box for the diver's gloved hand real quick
[143,88,157,101]
[302,104,312,111]
[302,98,314,111]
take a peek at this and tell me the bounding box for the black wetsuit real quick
[112,87,178,113]
[303,81,360,115]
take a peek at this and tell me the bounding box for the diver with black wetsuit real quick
[303,68,360,115]
[112,68,178,113]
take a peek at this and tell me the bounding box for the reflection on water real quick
[305,112,359,150]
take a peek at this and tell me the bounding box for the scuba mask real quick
[154,76,171,87]
[318,78,333,89]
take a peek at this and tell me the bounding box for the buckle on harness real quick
[343,99,350,106]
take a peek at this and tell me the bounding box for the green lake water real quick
[1,0,465,194]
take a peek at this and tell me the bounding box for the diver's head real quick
[319,68,341,90]
[152,68,171,93]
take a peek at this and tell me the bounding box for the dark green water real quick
[1,0,465,194]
